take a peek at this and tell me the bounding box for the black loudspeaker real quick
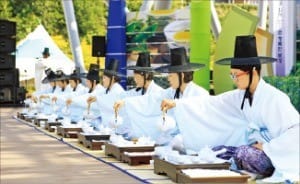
[0,54,15,69]
[0,86,16,103]
[0,69,19,86]
[92,36,106,57]
[0,37,16,53]
[16,87,26,104]
[0,20,16,36]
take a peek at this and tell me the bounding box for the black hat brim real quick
[215,56,277,66]
[54,76,69,81]
[66,74,81,80]
[100,69,126,77]
[42,77,55,84]
[125,66,155,72]
[155,63,205,73]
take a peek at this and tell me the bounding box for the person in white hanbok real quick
[34,47,51,92]
[161,36,299,182]
[46,70,72,117]
[115,47,209,145]
[66,64,105,122]
[31,68,59,101]
[51,68,88,121]
[87,59,125,129]
[27,68,61,115]
[114,52,164,135]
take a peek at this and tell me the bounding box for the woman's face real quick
[133,72,145,88]
[167,73,179,89]
[86,79,92,89]
[230,68,249,90]
[57,80,65,88]
[50,81,55,87]
[69,79,77,88]
[102,75,111,88]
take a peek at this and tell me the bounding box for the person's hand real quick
[161,99,176,111]
[31,96,37,102]
[87,96,96,104]
[113,100,125,113]
[39,95,48,100]
[66,98,72,106]
[26,93,32,99]
[252,142,263,150]
[52,96,57,103]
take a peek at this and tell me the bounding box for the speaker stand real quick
[96,57,100,66]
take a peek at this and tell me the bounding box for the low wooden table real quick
[17,112,26,119]
[23,115,35,123]
[84,140,107,150]
[153,156,231,182]
[56,126,82,138]
[34,118,48,127]
[176,169,249,183]
[121,152,154,165]
[104,142,155,161]
[77,133,110,150]
[45,122,62,132]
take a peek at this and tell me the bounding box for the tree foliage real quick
[0,0,107,42]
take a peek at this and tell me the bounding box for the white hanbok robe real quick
[94,83,125,128]
[117,80,164,134]
[121,80,163,98]
[120,82,209,143]
[174,79,299,181]
[68,84,105,122]
[34,58,49,92]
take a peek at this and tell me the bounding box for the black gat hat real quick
[126,52,154,72]
[155,47,205,73]
[215,35,276,67]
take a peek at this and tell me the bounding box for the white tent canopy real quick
[16,24,75,81]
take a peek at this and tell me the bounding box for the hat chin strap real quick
[106,76,113,94]
[141,74,147,95]
[135,73,146,95]
[241,69,253,110]
[174,73,182,99]
[73,81,78,92]
[52,86,56,93]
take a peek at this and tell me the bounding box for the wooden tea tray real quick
[34,118,48,127]
[104,142,155,160]
[56,126,82,138]
[176,169,249,183]
[45,122,62,132]
[17,112,26,119]
[153,156,231,182]
[84,140,107,150]
[77,133,110,150]
[121,152,154,165]
[24,115,35,123]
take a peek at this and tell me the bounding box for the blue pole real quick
[106,0,127,89]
